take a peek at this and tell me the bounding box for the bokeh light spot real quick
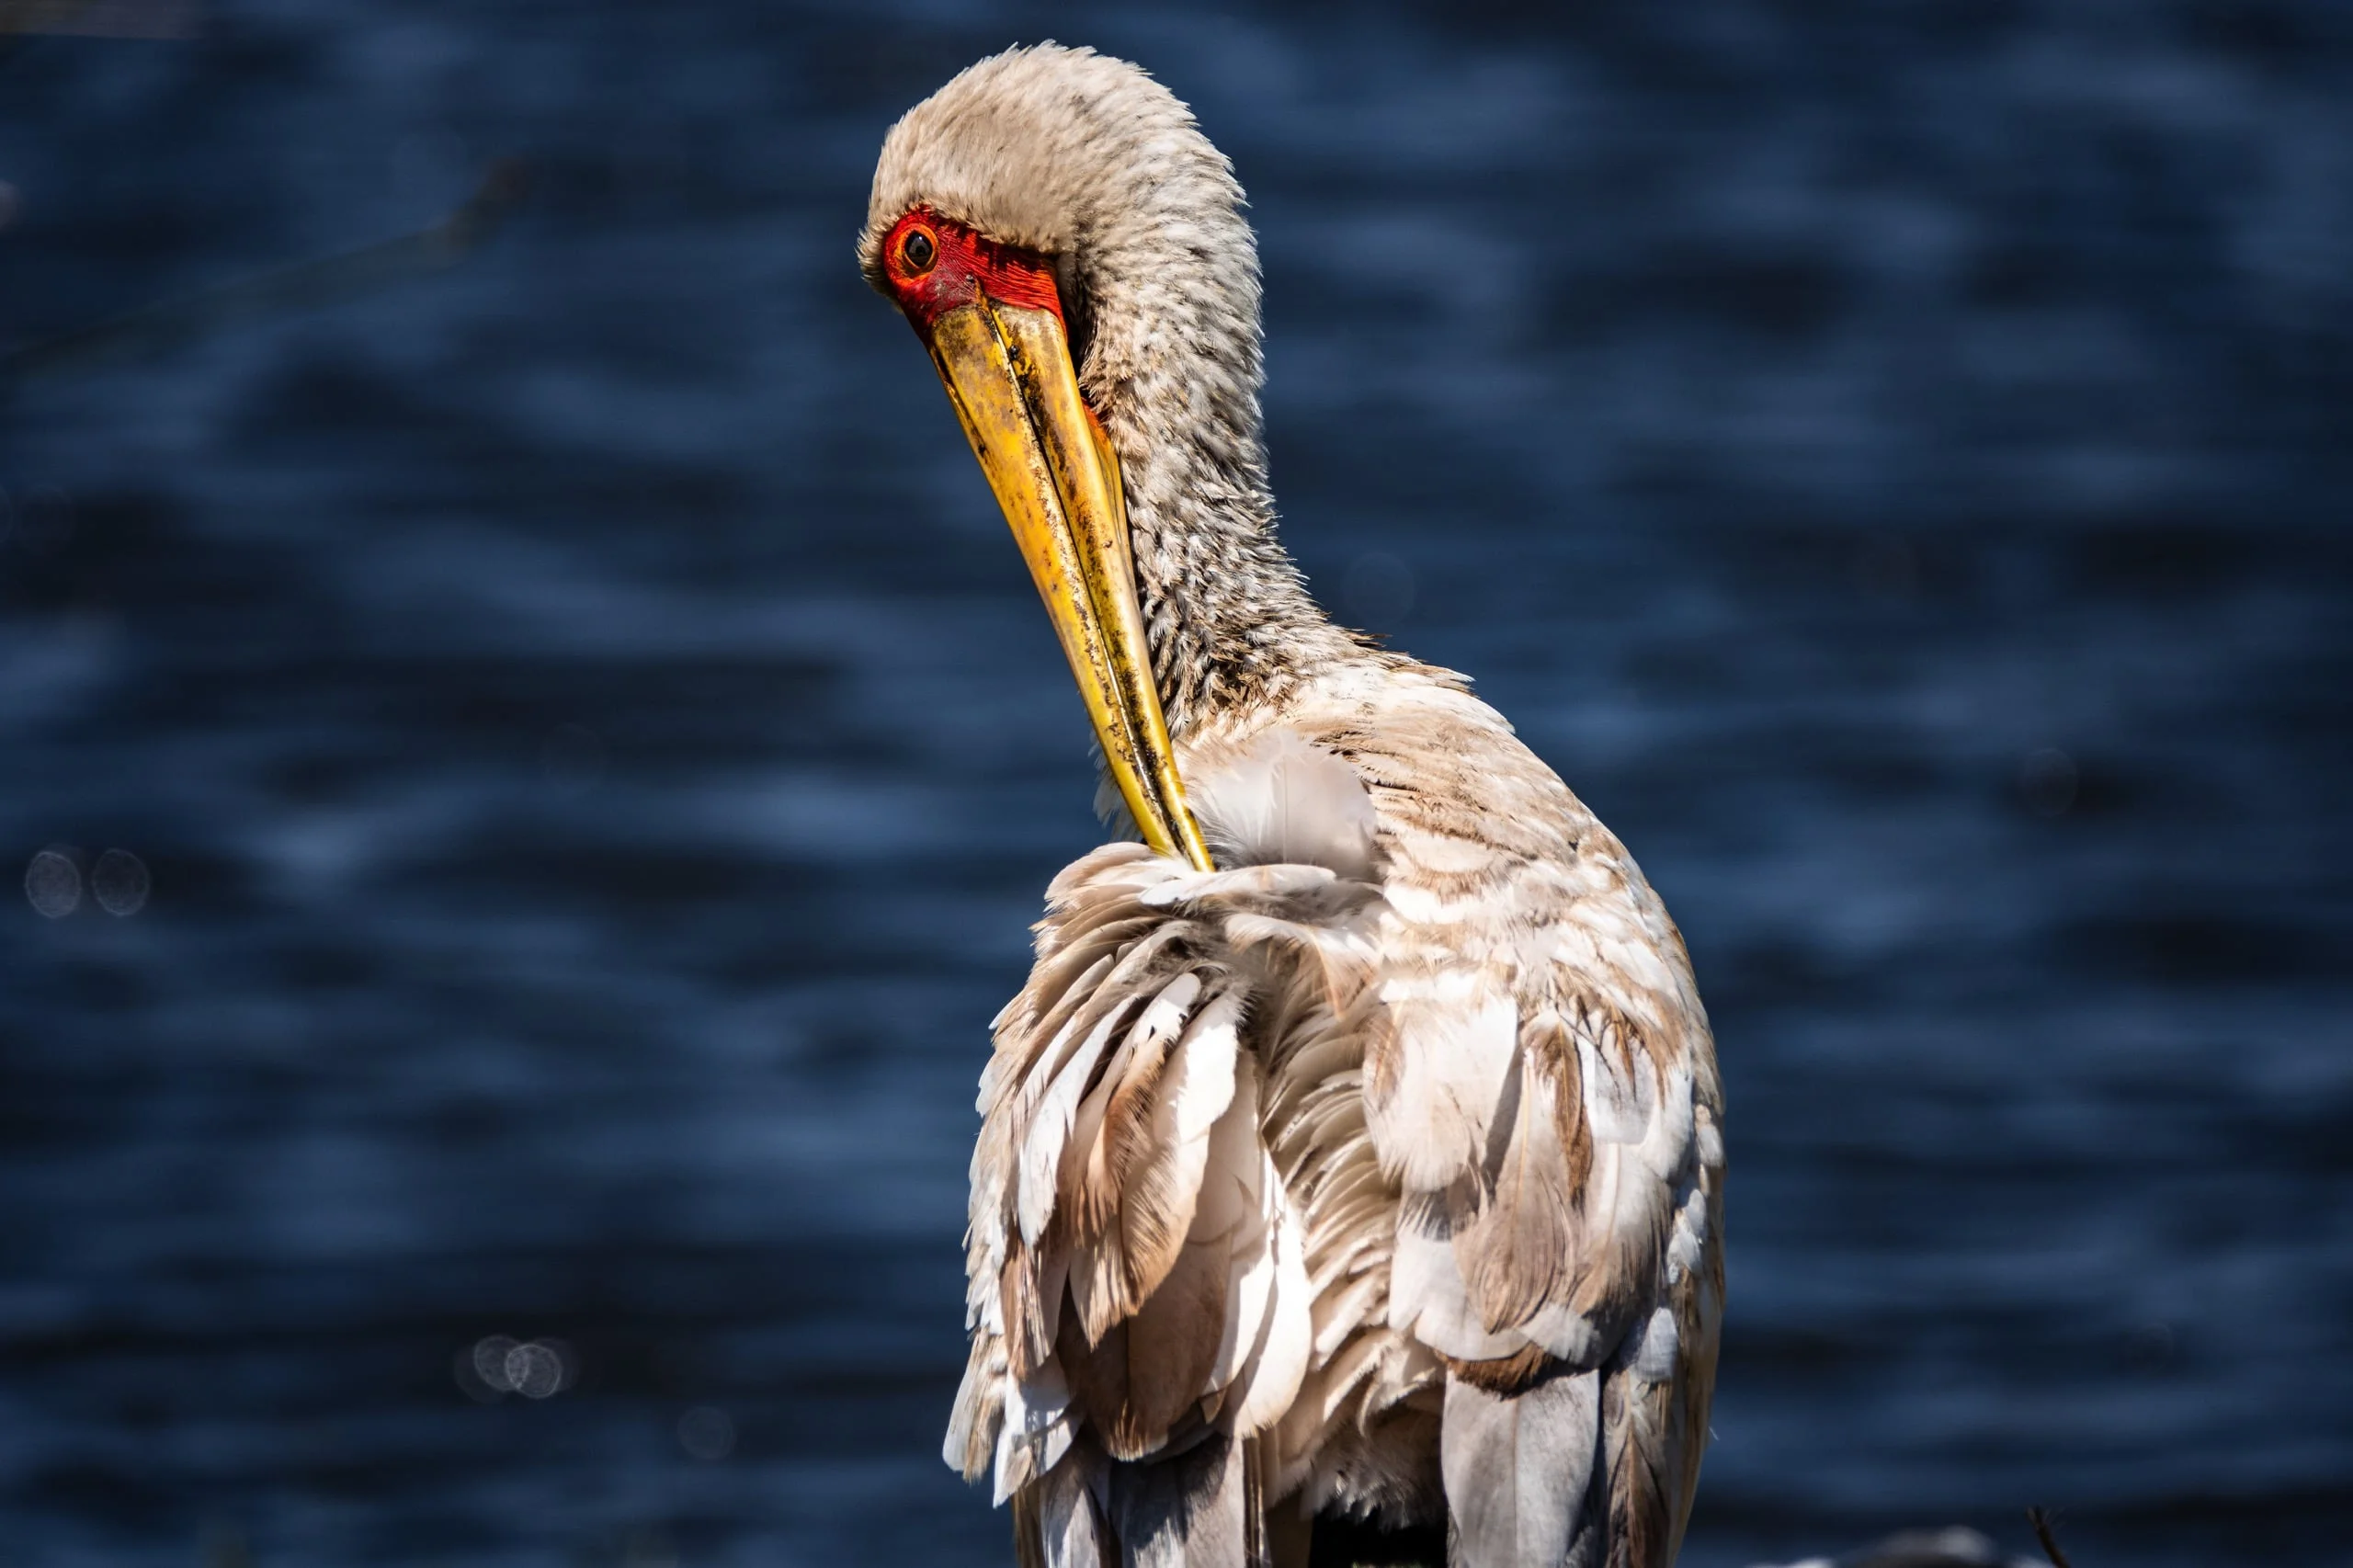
[470,1335,519,1392]
[25,848,81,918]
[505,1340,564,1399]
[92,849,151,916]
[462,1334,573,1400]
[677,1404,734,1461]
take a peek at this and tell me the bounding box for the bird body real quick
[863,46,1722,1567]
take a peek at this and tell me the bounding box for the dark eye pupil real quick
[903,230,936,270]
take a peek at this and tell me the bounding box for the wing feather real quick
[956,703,1723,1568]
[1441,1367,1604,1568]
[957,817,1356,1494]
[1335,690,1723,1566]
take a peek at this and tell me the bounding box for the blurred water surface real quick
[4,4,2350,1564]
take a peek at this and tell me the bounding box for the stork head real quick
[859,45,1291,871]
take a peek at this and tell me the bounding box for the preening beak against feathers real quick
[863,44,1724,1568]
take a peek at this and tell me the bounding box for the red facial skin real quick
[880,208,1065,331]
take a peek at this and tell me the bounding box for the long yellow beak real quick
[921,298,1212,870]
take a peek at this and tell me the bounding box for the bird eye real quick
[901,227,937,273]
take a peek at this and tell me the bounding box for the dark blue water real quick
[5,5,2349,1564]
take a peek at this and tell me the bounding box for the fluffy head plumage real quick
[863,45,1369,739]
[861,46,1243,295]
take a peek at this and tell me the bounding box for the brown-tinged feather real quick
[1439,1343,1560,1396]
[1000,1226,1068,1380]
[1602,1362,1677,1568]
[1120,1221,1230,1441]
[1071,1221,1135,1348]
[1012,1483,1045,1568]
[1462,1044,1574,1332]
[1536,1013,1597,1208]
[1057,1310,1134,1459]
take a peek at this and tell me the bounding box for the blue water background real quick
[4,4,2349,1563]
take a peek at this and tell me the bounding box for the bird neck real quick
[1112,415,1358,741]
[1084,343,1360,743]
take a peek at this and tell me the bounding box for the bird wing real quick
[948,843,1374,1510]
[1336,686,1726,1568]
[949,704,1723,1568]
[953,728,1406,1568]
